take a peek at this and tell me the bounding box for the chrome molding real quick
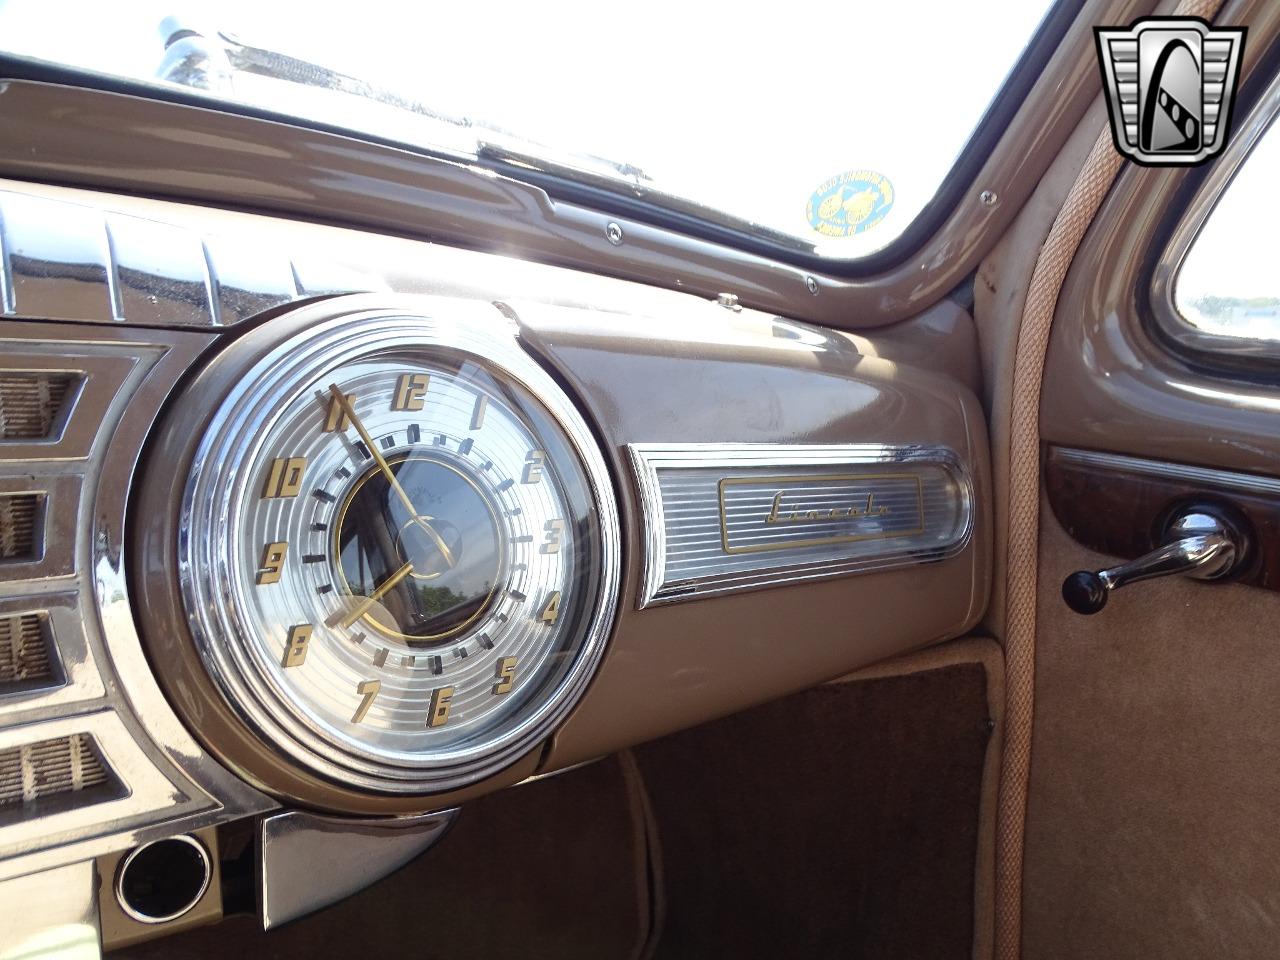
[0,324,273,884]
[0,712,180,870]
[258,807,457,930]
[629,443,974,607]
[0,189,386,328]
[1052,446,1280,496]
[1151,68,1280,367]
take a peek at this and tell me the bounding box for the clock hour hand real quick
[332,560,415,629]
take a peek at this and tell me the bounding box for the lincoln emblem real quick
[764,491,890,525]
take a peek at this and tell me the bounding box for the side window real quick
[1174,116,1280,341]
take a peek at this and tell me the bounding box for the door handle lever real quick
[1062,507,1249,615]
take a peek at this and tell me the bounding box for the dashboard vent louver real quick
[0,494,39,560]
[0,373,76,440]
[0,613,58,692]
[0,733,121,825]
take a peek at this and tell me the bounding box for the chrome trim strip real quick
[1052,446,1280,496]
[1151,69,1280,367]
[628,443,975,607]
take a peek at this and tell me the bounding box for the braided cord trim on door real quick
[994,3,1221,957]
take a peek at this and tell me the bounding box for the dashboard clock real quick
[134,300,620,806]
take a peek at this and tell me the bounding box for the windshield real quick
[0,1,1058,259]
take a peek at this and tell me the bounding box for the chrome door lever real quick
[1062,508,1249,615]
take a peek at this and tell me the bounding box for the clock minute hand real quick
[327,384,456,569]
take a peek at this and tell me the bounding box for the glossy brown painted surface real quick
[516,302,991,772]
[1044,447,1280,592]
[128,287,990,810]
[0,1,1140,331]
[1039,0,1280,477]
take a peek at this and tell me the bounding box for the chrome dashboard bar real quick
[0,188,386,328]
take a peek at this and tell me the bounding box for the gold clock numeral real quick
[257,542,288,584]
[281,624,313,668]
[323,391,355,432]
[493,657,518,695]
[392,373,429,411]
[352,679,381,723]
[470,394,488,430]
[540,519,565,554]
[262,457,307,498]
[538,591,561,624]
[428,686,455,728]
[522,450,546,484]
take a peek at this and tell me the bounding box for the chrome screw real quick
[605,222,624,246]
[979,190,998,207]
[805,276,819,295]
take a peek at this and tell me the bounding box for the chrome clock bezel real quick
[177,303,620,795]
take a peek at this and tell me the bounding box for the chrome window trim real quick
[1151,68,1280,368]
[628,442,975,608]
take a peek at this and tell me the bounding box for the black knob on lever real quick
[1062,570,1110,614]
[1062,507,1248,615]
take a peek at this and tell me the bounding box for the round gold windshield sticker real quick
[806,170,894,238]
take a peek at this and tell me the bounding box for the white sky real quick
[0,0,1053,258]
[1178,117,1280,303]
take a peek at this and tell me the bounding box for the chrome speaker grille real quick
[0,493,38,560]
[0,612,56,691]
[0,734,119,822]
[0,373,74,439]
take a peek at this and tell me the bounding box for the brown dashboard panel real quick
[516,303,991,771]
[0,175,990,824]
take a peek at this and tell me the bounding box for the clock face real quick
[173,311,619,795]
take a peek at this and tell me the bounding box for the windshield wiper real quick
[158,16,473,128]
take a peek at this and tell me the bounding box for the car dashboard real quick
[0,174,987,947]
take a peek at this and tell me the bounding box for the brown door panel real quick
[1025,7,1280,956]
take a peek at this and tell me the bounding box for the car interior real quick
[2,1,1279,958]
